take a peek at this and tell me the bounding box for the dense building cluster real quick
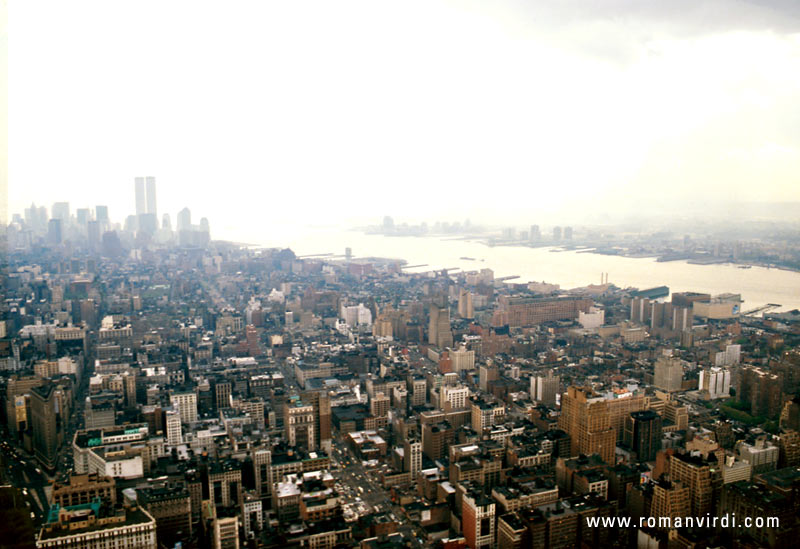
[2,206,800,549]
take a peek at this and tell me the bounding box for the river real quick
[250,226,800,313]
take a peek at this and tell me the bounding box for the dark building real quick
[624,410,662,462]
[137,480,193,547]
[29,384,63,470]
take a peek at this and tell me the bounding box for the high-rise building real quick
[404,438,422,476]
[215,382,232,410]
[87,221,101,249]
[460,482,496,549]
[529,225,540,241]
[208,460,243,509]
[177,208,192,231]
[564,226,573,240]
[284,397,315,452]
[558,386,616,464]
[137,480,192,547]
[442,385,470,411]
[76,208,91,226]
[699,367,731,399]
[479,363,498,392]
[170,391,198,424]
[48,218,62,244]
[654,356,684,392]
[30,384,63,470]
[145,176,157,216]
[458,289,474,319]
[302,390,332,453]
[530,371,560,406]
[422,422,454,461]
[428,305,453,349]
[650,478,690,521]
[668,453,720,516]
[166,410,182,446]
[552,226,562,241]
[738,367,783,419]
[51,201,70,221]
[370,392,390,417]
[624,410,662,461]
[95,205,109,223]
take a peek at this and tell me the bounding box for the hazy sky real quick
[7,1,800,240]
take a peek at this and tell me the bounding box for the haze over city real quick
[7,0,800,240]
[4,3,800,549]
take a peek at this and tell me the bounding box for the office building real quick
[624,410,662,461]
[404,438,422,476]
[170,391,198,424]
[36,501,156,549]
[137,480,192,547]
[653,356,683,392]
[458,290,474,319]
[48,218,62,245]
[460,482,495,549]
[95,205,109,223]
[429,305,454,349]
[699,367,731,399]
[493,296,593,327]
[145,176,157,216]
[284,397,316,452]
[668,453,720,516]
[51,201,70,221]
[530,371,559,406]
[30,384,63,470]
[558,387,616,464]
[177,207,191,231]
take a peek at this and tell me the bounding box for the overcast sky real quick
[7,1,800,238]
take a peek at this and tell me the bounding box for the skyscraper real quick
[95,205,109,224]
[177,208,191,231]
[530,371,560,406]
[654,356,684,392]
[558,386,616,464]
[48,218,62,245]
[30,384,62,470]
[145,176,157,216]
[624,410,662,461]
[51,202,70,222]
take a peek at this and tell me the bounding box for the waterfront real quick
[251,225,800,313]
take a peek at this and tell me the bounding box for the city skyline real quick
[7,0,800,234]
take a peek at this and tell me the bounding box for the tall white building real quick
[699,367,731,399]
[442,385,470,410]
[530,371,560,405]
[341,303,372,327]
[166,410,182,446]
[715,344,741,367]
[135,178,146,216]
[404,439,422,475]
[145,177,157,216]
[450,346,475,374]
[170,392,198,424]
[578,307,605,329]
